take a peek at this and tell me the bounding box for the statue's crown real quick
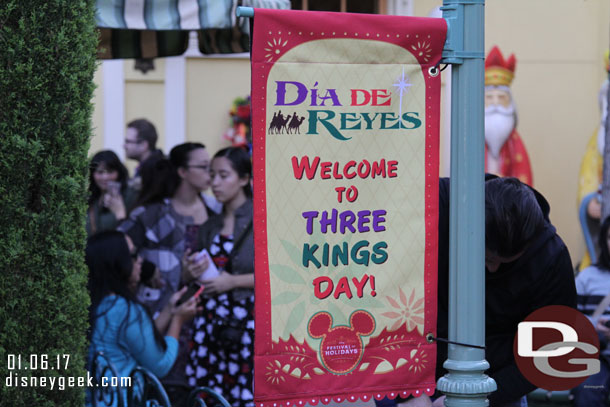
[485,46,516,87]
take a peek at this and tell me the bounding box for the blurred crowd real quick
[86,118,254,407]
[82,48,610,407]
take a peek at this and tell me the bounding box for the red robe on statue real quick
[485,129,533,186]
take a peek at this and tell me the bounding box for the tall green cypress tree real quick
[0,1,97,405]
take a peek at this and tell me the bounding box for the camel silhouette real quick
[268,110,293,134]
[287,115,306,134]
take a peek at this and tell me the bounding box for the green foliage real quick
[0,1,97,405]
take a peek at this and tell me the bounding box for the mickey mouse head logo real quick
[308,310,375,374]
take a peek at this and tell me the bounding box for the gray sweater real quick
[197,199,254,301]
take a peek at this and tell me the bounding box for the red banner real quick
[251,9,446,406]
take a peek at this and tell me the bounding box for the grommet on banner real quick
[429,63,449,77]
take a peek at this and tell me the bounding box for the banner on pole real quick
[251,9,446,406]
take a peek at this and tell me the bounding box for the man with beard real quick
[484,46,533,186]
[123,118,164,192]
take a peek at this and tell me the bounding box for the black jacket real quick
[436,177,577,405]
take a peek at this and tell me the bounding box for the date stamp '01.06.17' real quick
[5,354,131,391]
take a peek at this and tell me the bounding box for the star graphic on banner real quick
[393,67,412,127]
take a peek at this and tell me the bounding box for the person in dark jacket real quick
[434,175,577,407]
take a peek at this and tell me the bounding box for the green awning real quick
[96,0,290,58]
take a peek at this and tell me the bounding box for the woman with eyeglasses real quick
[118,142,220,406]
[86,231,197,405]
[184,146,254,407]
[87,150,136,236]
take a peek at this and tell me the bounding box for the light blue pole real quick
[436,0,496,406]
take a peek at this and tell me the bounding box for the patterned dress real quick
[187,234,255,407]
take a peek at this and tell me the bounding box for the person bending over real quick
[433,176,576,407]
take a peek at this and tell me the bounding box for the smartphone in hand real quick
[176,282,204,306]
[107,181,121,196]
[184,225,200,253]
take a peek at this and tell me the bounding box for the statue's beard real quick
[485,104,516,158]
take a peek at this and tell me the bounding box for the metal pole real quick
[437,1,497,406]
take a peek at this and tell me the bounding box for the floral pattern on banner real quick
[383,288,425,335]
